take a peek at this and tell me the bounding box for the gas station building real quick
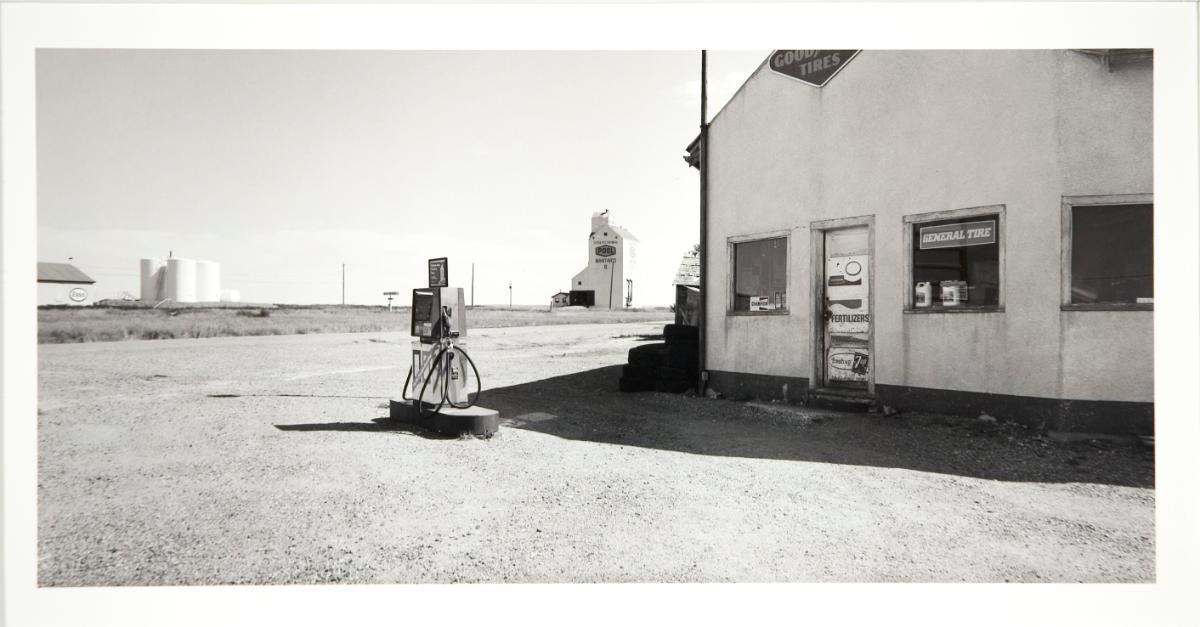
[693,50,1153,435]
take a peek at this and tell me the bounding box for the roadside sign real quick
[768,50,861,87]
[428,258,448,288]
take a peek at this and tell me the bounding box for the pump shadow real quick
[485,365,1153,488]
[274,418,458,440]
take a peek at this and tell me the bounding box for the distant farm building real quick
[569,211,648,308]
[672,249,701,326]
[140,257,239,304]
[37,262,96,306]
[550,292,570,308]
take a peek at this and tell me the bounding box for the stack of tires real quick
[619,324,700,394]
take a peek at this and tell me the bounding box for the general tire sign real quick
[769,50,861,87]
[919,220,997,249]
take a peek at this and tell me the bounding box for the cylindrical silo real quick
[140,258,166,302]
[196,260,221,302]
[164,257,197,303]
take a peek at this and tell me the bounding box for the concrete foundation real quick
[388,399,499,438]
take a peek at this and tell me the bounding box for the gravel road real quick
[38,321,1154,584]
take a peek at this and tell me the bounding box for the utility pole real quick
[471,263,475,308]
[508,281,512,309]
[698,50,709,395]
[341,264,345,305]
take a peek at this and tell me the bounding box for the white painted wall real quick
[37,283,96,306]
[705,50,1152,403]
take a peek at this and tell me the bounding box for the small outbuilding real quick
[672,249,701,326]
[550,292,570,308]
[37,262,97,306]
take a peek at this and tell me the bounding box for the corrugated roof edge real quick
[611,224,639,242]
[36,262,96,284]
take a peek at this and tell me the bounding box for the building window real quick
[1063,196,1153,309]
[731,236,788,313]
[905,206,1004,311]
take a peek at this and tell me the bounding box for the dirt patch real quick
[37,323,1154,585]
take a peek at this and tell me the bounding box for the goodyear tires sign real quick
[769,50,861,87]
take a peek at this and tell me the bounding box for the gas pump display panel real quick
[411,287,467,340]
[411,288,436,338]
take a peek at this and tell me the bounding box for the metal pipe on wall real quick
[698,49,709,394]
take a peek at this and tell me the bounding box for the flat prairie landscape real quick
[37,320,1154,584]
[37,304,670,343]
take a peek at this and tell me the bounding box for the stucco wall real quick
[705,50,1152,403]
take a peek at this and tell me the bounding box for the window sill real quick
[1061,303,1153,312]
[904,306,1004,314]
[727,309,790,317]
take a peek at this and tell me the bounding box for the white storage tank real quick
[196,260,221,302]
[164,257,197,303]
[139,258,166,302]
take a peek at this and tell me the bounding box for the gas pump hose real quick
[401,338,483,420]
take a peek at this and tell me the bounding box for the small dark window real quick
[1070,204,1153,304]
[733,237,787,312]
[911,214,1000,309]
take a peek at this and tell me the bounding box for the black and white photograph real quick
[3,2,1198,627]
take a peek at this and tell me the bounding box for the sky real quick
[37,49,767,306]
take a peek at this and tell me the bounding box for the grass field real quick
[37,304,672,344]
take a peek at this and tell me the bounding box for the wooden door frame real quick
[809,215,876,394]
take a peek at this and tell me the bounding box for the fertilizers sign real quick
[826,255,869,334]
[769,50,861,87]
[919,220,996,249]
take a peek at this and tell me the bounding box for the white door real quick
[823,227,871,389]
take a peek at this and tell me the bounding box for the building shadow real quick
[480,365,1153,489]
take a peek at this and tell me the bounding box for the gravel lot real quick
[38,321,1154,584]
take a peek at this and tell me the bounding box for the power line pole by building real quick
[698,49,709,395]
[341,264,345,305]
[471,263,475,308]
[508,281,512,309]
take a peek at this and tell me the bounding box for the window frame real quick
[1060,194,1153,311]
[727,230,791,316]
[903,204,1006,314]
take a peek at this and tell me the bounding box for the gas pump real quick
[389,260,499,437]
[404,286,475,410]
